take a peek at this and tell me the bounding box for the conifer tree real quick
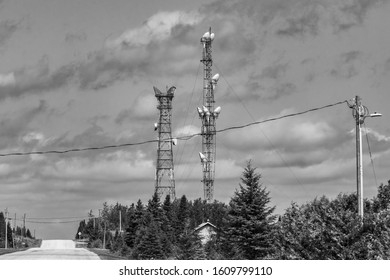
[176,230,206,260]
[26,228,32,239]
[134,220,165,259]
[225,161,276,259]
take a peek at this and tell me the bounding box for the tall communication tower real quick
[154,86,176,200]
[197,28,221,202]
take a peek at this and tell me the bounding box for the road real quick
[0,240,100,260]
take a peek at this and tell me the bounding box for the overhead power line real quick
[363,123,378,187]
[0,100,348,158]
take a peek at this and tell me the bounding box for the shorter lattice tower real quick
[154,86,176,200]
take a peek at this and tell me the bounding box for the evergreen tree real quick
[7,222,13,247]
[16,226,22,236]
[26,228,32,239]
[175,195,190,236]
[124,204,137,248]
[176,230,206,260]
[225,161,276,259]
[134,220,165,259]
[0,212,5,247]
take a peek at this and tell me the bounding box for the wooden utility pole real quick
[5,208,8,249]
[103,221,106,249]
[355,96,364,219]
[23,214,26,237]
[119,210,122,234]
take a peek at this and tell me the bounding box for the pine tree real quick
[176,230,206,260]
[134,220,165,259]
[26,228,32,239]
[225,161,276,259]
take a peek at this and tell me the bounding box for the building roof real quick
[194,221,217,232]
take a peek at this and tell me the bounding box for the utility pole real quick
[5,208,8,249]
[154,85,176,200]
[350,96,382,220]
[119,210,122,234]
[198,27,221,202]
[23,214,26,237]
[103,221,106,250]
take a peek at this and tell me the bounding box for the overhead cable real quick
[0,100,348,158]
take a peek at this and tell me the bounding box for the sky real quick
[0,0,389,239]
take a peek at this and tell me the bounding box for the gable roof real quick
[194,221,217,232]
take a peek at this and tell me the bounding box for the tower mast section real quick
[198,28,221,202]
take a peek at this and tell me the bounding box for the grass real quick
[87,248,128,260]
[0,248,28,256]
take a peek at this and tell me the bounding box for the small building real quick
[193,221,217,245]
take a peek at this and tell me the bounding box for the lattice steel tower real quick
[154,85,176,200]
[197,28,221,202]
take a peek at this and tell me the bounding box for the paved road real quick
[0,240,100,260]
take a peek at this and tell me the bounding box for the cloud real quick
[330,51,362,78]
[40,150,154,183]
[276,6,321,37]
[115,92,156,124]
[108,11,202,48]
[65,31,87,43]
[0,20,20,45]
[336,0,388,31]
[0,57,76,100]
[0,72,15,86]
[174,124,200,137]
[220,108,353,168]
[0,100,48,150]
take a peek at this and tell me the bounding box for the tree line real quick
[76,161,390,259]
[0,212,34,248]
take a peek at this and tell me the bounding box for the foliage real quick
[271,184,390,260]
[74,165,390,260]
[224,161,276,259]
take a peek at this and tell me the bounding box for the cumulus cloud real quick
[0,100,48,150]
[0,57,76,100]
[115,92,156,124]
[108,11,202,48]
[41,150,154,182]
[220,108,354,169]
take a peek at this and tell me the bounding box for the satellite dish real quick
[214,106,221,114]
[202,105,209,113]
[203,32,210,39]
[154,123,158,131]
[199,152,207,161]
[212,73,220,82]
[210,33,215,40]
[172,138,177,146]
